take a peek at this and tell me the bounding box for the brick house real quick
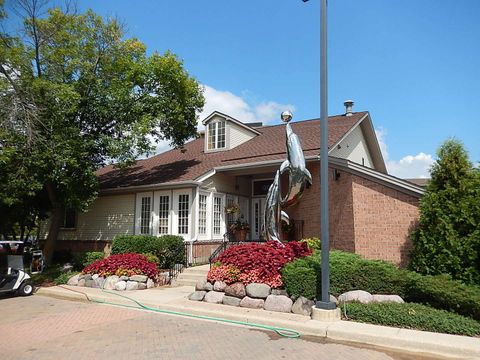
[43,104,423,266]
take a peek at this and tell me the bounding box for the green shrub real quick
[142,252,160,266]
[300,237,321,251]
[405,273,480,320]
[54,271,78,285]
[344,302,480,337]
[111,235,185,268]
[83,252,104,267]
[282,251,408,299]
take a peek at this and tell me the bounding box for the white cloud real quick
[199,85,295,126]
[375,128,434,179]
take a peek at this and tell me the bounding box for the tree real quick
[410,139,480,284]
[0,1,204,262]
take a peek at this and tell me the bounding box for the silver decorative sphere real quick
[280,110,293,123]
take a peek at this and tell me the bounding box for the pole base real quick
[311,306,341,322]
[315,300,336,310]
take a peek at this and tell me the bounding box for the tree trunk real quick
[44,182,63,265]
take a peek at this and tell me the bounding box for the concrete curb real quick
[36,286,480,359]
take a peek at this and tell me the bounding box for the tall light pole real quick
[304,0,335,310]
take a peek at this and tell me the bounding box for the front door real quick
[251,198,265,240]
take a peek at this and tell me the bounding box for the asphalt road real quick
[0,295,450,360]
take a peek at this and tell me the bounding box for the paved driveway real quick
[0,295,444,360]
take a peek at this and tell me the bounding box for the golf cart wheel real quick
[18,281,34,296]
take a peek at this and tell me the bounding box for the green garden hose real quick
[59,285,301,339]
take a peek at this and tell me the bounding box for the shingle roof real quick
[97,112,367,190]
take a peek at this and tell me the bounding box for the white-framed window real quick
[198,193,208,236]
[207,120,226,150]
[140,196,152,234]
[178,194,189,234]
[158,195,169,235]
[213,195,223,236]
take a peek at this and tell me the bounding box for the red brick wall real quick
[351,175,419,266]
[286,162,420,266]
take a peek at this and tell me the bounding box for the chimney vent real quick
[344,99,354,116]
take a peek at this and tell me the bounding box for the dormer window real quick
[207,120,226,150]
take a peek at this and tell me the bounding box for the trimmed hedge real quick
[405,273,480,320]
[281,250,480,320]
[111,235,185,269]
[344,302,480,337]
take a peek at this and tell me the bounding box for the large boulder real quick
[195,279,208,291]
[104,275,120,290]
[291,296,315,316]
[130,275,148,283]
[115,281,127,291]
[213,281,227,292]
[204,282,214,291]
[223,295,241,307]
[77,279,86,287]
[84,279,96,288]
[224,282,246,298]
[204,291,224,304]
[67,274,79,286]
[264,295,293,313]
[240,296,265,309]
[188,291,207,301]
[95,277,106,289]
[126,281,139,291]
[372,294,404,303]
[338,290,373,304]
[271,289,288,296]
[246,283,271,299]
[138,282,147,290]
[147,278,155,289]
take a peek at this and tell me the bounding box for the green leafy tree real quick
[410,139,480,284]
[0,1,204,261]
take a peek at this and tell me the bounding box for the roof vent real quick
[344,99,354,116]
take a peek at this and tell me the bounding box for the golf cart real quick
[0,241,34,296]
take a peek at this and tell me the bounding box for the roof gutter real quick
[99,180,202,195]
[329,157,425,197]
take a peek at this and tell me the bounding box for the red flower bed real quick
[82,253,159,279]
[210,241,312,288]
[207,264,241,284]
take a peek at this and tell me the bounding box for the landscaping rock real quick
[188,291,207,301]
[92,274,99,280]
[195,279,208,291]
[67,274,79,286]
[147,278,155,289]
[223,295,241,307]
[372,294,404,303]
[115,281,127,291]
[138,282,147,290]
[95,277,105,289]
[84,274,92,281]
[119,276,129,281]
[77,279,86,287]
[264,295,293,313]
[330,295,339,305]
[213,281,227,292]
[126,281,139,291]
[104,275,119,290]
[291,296,315,316]
[130,275,148,283]
[85,279,95,288]
[240,296,265,309]
[338,290,373,304]
[204,291,224,304]
[78,274,86,280]
[271,289,288,296]
[224,282,246,298]
[246,283,271,298]
[205,282,214,291]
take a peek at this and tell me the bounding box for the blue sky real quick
[8,1,480,177]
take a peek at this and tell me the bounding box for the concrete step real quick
[172,279,197,287]
[181,268,209,276]
[176,273,207,281]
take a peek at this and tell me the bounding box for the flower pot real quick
[234,229,248,242]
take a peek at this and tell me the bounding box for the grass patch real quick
[343,302,480,337]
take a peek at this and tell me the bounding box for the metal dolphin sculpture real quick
[262,111,312,243]
[279,122,313,208]
[262,170,290,243]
